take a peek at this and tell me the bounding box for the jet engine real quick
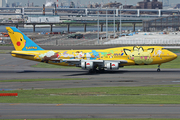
[81,61,93,70]
[106,62,119,70]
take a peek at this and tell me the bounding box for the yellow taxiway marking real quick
[56,104,63,106]
[10,103,20,105]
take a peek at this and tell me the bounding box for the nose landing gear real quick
[157,64,161,72]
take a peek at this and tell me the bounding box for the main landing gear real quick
[88,67,105,74]
[88,69,96,73]
[88,67,97,74]
[157,64,161,72]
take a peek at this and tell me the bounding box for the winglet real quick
[6,27,44,51]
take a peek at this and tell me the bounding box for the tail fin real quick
[6,27,44,51]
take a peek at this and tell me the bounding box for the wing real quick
[50,58,104,65]
[50,58,127,66]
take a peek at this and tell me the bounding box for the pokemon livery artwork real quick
[124,46,154,65]
[6,27,43,51]
[7,27,177,73]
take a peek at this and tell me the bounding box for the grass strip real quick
[1,85,180,104]
[0,44,12,46]
[167,49,180,53]
[0,50,12,54]
[0,78,87,82]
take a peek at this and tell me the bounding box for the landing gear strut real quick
[88,67,105,73]
[97,67,105,73]
[157,64,161,72]
[88,67,97,73]
[88,69,94,73]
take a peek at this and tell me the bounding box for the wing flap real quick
[49,58,128,66]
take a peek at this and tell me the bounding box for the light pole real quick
[119,5,123,36]
[114,8,115,38]
[97,8,99,44]
[106,7,108,41]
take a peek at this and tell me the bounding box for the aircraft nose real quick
[173,53,178,59]
[166,51,177,62]
[170,52,178,60]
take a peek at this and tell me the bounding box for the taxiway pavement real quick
[1,103,180,119]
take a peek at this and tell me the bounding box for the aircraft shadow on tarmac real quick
[0,70,83,73]
[66,70,180,76]
[66,70,126,76]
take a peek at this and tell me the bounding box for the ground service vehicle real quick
[68,34,83,39]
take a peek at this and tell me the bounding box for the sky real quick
[7,0,179,6]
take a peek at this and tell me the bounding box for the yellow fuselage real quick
[11,46,177,67]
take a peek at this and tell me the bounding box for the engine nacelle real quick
[106,62,119,70]
[81,61,93,70]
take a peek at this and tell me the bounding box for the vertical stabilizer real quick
[6,27,44,51]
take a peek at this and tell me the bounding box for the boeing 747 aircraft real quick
[7,27,177,72]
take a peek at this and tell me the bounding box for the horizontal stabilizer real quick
[11,53,35,57]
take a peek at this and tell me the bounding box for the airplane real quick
[6,27,177,73]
